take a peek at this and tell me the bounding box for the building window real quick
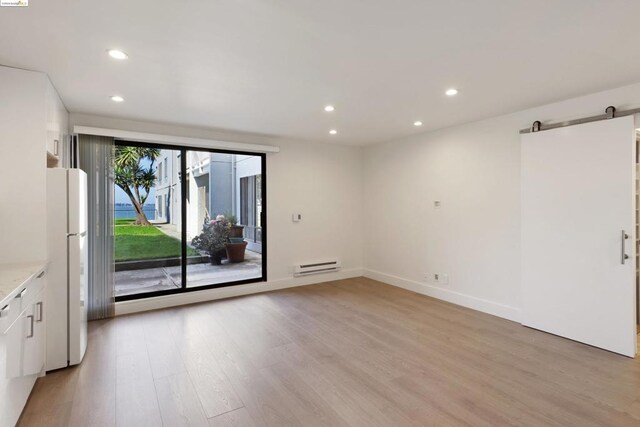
[240,174,262,244]
[163,194,167,220]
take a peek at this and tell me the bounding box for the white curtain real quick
[78,134,115,319]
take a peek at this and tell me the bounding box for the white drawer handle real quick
[37,270,45,279]
[0,305,8,318]
[26,315,34,338]
[36,302,43,322]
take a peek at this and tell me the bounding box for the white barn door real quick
[521,115,637,357]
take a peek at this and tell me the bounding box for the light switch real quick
[292,213,302,222]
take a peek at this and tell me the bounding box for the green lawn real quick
[115,223,198,262]
[115,218,136,226]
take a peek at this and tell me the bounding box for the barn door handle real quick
[621,230,629,265]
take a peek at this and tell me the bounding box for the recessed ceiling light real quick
[414,121,423,127]
[324,105,335,112]
[329,129,337,135]
[111,95,124,102]
[107,49,128,60]
[445,88,458,96]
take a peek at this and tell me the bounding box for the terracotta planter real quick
[229,225,244,238]
[225,241,248,263]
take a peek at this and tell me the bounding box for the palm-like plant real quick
[114,146,161,225]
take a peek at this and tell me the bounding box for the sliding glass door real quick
[185,150,264,288]
[114,142,266,301]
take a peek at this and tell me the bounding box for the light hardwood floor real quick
[18,277,640,426]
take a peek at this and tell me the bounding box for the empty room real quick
[2,1,640,426]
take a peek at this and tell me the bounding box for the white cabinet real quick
[22,288,45,377]
[0,266,47,427]
[0,68,68,264]
[45,78,67,169]
[8,272,46,378]
[46,137,61,168]
[45,136,60,158]
[4,303,25,379]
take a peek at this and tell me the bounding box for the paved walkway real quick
[115,250,262,297]
[153,222,182,240]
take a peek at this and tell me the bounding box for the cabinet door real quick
[22,290,45,376]
[5,306,27,379]
[46,134,60,157]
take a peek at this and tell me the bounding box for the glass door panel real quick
[113,145,183,298]
[186,151,263,288]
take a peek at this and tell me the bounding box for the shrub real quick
[191,215,231,255]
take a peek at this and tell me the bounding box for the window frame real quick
[114,140,267,302]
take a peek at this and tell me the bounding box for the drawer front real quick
[16,270,46,312]
[0,299,20,335]
[5,305,28,379]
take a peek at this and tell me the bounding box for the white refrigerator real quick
[46,168,88,371]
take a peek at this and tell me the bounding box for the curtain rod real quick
[73,125,280,154]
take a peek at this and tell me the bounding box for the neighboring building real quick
[155,149,263,253]
[154,151,177,225]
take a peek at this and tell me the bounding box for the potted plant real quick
[226,240,248,263]
[225,212,245,239]
[223,212,247,262]
[191,215,231,265]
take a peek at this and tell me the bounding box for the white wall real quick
[70,114,364,286]
[0,66,68,264]
[363,82,640,322]
[70,82,640,320]
[267,139,363,280]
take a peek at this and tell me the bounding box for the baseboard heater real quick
[294,260,341,277]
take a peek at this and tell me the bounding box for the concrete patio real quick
[115,249,262,297]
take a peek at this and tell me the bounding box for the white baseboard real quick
[115,268,363,316]
[363,269,521,323]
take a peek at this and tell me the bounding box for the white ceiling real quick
[2,0,640,145]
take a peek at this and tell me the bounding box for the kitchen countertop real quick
[0,262,47,305]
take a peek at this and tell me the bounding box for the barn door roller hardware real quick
[521,105,640,134]
[531,121,542,132]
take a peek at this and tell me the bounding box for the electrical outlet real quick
[425,272,449,285]
[424,272,437,283]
